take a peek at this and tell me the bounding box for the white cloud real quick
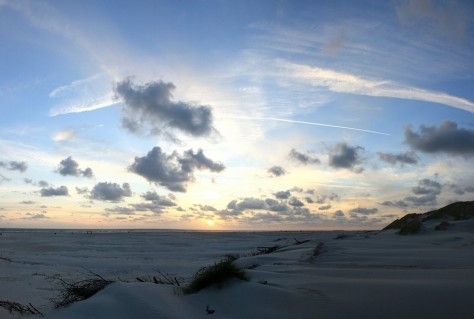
[48,74,120,116]
[278,60,474,113]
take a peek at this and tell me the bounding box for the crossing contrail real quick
[229,116,390,136]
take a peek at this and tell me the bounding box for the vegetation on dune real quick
[184,255,249,294]
[50,272,113,308]
[421,201,474,222]
[136,270,183,286]
[0,300,44,317]
[382,201,474,235]
[1,235,309,313]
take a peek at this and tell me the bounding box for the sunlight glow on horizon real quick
[0,0,473,230]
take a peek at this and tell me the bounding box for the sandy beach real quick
[1,218,474,318]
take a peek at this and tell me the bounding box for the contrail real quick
[229,116,390,136]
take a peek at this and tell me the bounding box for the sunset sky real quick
[1,0,473,230]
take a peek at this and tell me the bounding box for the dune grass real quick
[50,273,113,308]
[0,300,44,317]
[185,255,249,294]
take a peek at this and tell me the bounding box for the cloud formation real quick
[57,156,94,178]
[90,182,132,202]
[218,196,316,224]
[412,178,440,194]
[129,147,225,192]
[349,207,378,215]
[288,197,304,207]
[446,183,474,196]
[0,160,27,172]
[40,186,69,197]
[49,73,119,116]
[274,190,291,199]
[115,78,215,138]
[289,149,320,165]
[328,143,365,172]
[380,200,409,208]
[141,191,176,207]
[378,151,419,165]
[280,61,474,113]
[404,120,474,157]
[268,166,286,177]
[387,178,443,207]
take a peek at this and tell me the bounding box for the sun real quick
[206,219,215,227]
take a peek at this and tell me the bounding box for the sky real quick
[0,0,473,230]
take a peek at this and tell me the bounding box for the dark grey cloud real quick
[274,190,291,199]
[404,121,474,157]
[81,168,94,178]
[334,210,345,217]
[403,178,442,206]
[264,198,289,212]
[380,200,409,208]
[196,204,218,212]
[105,194,176,215]
[20,200,36,204]
[90,182,132,202]
[382,178,444,208]
[315,193,339,204]
[465,186,474,193]
[268,166,286,177]
[217,195,319,224]
[235,198,267,211]
[411,178,442,195]
[318,204,331,211]
[141,191,176,207]
[38,180,49,187]
[240,206,317,224]
[105,206,136,215]
[226,200,237,210]
[328,143,365,171]
[181,149,225,172]
[57,156,94,178]
[25,212,48,219]
[25,179,50,188]
[76,187,89,195]
[404,194,437,206]
[349,207,378,215]
[115,78,215,138]
[289,149,320,165]
[288,197,304,207]
[444,182,473,195]
[129,147,225,192]
[378,151,419,165]
[224,197,288,214]
[0,160,27,172]
[40,186,69,197]
[130,202,164,214]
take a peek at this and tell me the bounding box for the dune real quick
[1,203,474,318]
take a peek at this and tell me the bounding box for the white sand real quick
[1,220,474,318]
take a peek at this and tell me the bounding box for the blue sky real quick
[0,0,473,230]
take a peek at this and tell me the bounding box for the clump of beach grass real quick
[136,270,183,286]
[50,272,113,308]
[0,300,44,317]
[185,255,249,294]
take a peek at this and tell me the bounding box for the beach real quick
[1,221,474,318]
